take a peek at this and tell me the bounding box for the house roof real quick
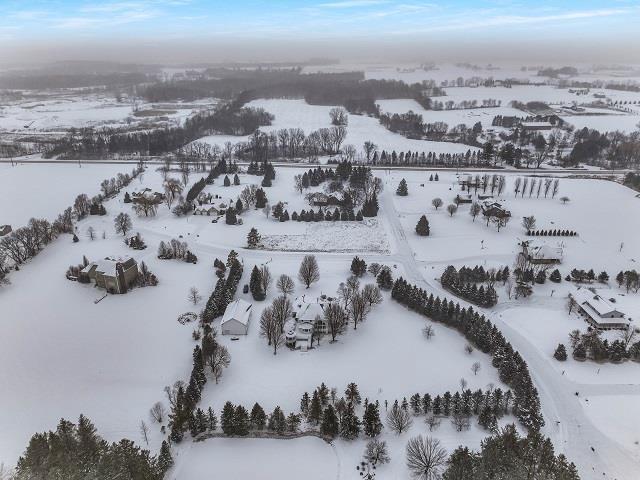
[528,244,563,260]
[295,301,325,321]
[222,299,252,326]
[82,257,136,276]
[573,288,625,320]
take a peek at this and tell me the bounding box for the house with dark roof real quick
[80,257,139,294]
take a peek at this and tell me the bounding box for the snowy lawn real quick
[0,162,131,227]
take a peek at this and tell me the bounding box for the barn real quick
[220,299,253,335]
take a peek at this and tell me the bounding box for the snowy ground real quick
[0,92,215,132]
[0,162,129,226]
[198,98,478,155]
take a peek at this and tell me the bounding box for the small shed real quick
[221,299,253,335]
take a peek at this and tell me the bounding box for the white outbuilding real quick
[220,299,253,335]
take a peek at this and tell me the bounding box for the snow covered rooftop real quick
[295,301,326,321]
[222,299,252,326]
[81,257,135,276]
[573,288,625,320]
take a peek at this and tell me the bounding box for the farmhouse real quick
[221,299,252,335]
[525,243,563,264]
[481,200,511,218]
[195,206,220,216]
[571,288,630,331]
[0,224,11,236]
[80,257,139,294]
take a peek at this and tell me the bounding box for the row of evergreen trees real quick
[201,251,244,322]
[440,266,500,308]
[391,278,544,431]
[15,416,173,480]
[278,207,366,223]
[563,329,640,363]
[527,229,577,237]
[338,148,486,167]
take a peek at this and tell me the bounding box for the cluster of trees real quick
[394,386,514,435]
[246,159,276,185]
[157,238,198,263]
[568,128,640,169]
[15,415,173,480]
[233,126,348,162]
[294,162,382,216]
[442,424,579,479]
[562,327,640,363]
[273,207,365,223]
[566,268,609,284]
[527,229,577,237]
[168,325,230,442]
[100,169,141,199]
[440,266,505,307]
[361,148,489,168]
[126,232,147,250]
[249,264,272,301]
[218,401,302,436]
[378,111,483,145]
[392,278,544,430]
[460,173,506,196]
[616,270,640,292]
[200,251,243,323]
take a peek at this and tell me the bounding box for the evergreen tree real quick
[233,405,250,436]
[225,207,237,225]
[554,344,568,361]
[250,403,267,430]
[247,228,261,248]
[233,174,240,185]
[345,382,362,406]
[158,440,173,474]
[250,265,266,300]
[221,401,235,435]
[268,406,287,433]
[350,257,367,277]
[207,407,218,431]
[363,403,383,437]
[396,178,408,196]
[320,404,339,438]
[300,392,310,417]
[223,175,231,187]
[308,390,323,425]
[415,215,430,236]
[377,268,393,290]
[340,404,361,439]
[549,269,562,283]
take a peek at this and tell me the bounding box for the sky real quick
[1,0,639,65]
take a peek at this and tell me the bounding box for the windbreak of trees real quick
[568,128,640,169]
[392,278,544,431]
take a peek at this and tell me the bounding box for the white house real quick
[221,299,253,335]
[571,287,630,331]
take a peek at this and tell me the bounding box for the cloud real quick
[317,0,389,8]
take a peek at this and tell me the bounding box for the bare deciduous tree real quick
[431,198,443,210]
[150,402,166,423]
[188,286,202,305]
[422,325,435,340]
[362,284,383,307]
[140,420,149,445]
[406,435,447,480]
[471,361,481,375]
[324,302,347,342]
[425,415,440,432]
[522,215,536,231]
[348,291,370,330]
[387,403,413,434]
[451,412,471,432]
[365,439,390,466]
[87,226,95,240]
[298,255,320,288]
[114,212,132,236]
[276,274,295,296]
[260,265,272,295]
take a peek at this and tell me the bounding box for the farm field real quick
[198,98,478,155]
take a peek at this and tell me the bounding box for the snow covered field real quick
[0,92,215,132]
[198,98,478,155]
[0,162,128,226]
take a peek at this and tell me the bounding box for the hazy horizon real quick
[1,0,640,67]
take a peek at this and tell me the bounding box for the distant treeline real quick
[0,72,152,90]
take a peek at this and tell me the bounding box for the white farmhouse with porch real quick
[221,299,252,335]
[571,287,630,331]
